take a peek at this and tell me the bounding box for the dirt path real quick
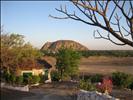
[1,82,133,100]
[1,88,76,100]
[22,88,76,100]
[1,83,77,100]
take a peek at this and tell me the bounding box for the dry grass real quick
[79,56,133,75]
[43,56,133,75]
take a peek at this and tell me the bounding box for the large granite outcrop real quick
[41,40,89,52]
[77,90,119,100]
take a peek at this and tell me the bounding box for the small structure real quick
[15,59,52,82]
[37,59,53,83]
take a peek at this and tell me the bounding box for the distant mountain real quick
[41,40,89,52]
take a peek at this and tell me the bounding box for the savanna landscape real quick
[1,0,133,100]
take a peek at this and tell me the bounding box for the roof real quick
[37,59,52,69]
[18,59,52,70]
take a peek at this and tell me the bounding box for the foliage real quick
[90,74,103,83]
[96,77,113,93]
[1,33,42,78]
[39,74,45,83]
[79,74,103,83]
[4,72,11,83]
[80,50,133,57]
[128,81,133,90]
[43,50,133,57]
[112,72,133,88]
[23,73,32,84]
[9,74,16,84]
[32,75,41,84]
[79,79,96,91]
[56,47,81,80]
[51,70,60,81]
[16,76,23,85]
[41,50,56,57]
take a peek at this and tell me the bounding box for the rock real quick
[77,90,120,100]
[45,79,52,83]
[41,40,89,52]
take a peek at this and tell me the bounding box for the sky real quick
[1,1,133,50]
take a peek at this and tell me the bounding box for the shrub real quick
[4,72,11,83]
[16,76,23,85]
[90,74,103,83]
[128,81,133,90]
[79,75,90,81]
[51,71,60,81]
[112,72,133,88]
[96,76,113,94]
[32,75,40,84]
[23,73,32,84]
[79,79,96,91]
[39,74,45,83]
[9,74,16,84]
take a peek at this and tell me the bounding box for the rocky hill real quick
[41,40,89,52]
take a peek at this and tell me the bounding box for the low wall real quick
[1,82,29,92]
[77,90,119,100]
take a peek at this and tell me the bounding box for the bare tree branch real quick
[94,30,125,45]
[50,0,133,47]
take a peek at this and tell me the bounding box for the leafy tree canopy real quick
[56,47,81,80]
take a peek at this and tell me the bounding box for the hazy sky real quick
[1,1,133,50]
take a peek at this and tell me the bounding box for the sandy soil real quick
[1,82,77,100]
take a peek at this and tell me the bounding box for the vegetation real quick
[31,75,41,84]
[16,76,23,85]
[51,70,60,81]
[90,74,103,83]
[80,74,104,83]
[80,50,133,57]
[1,33,42,82]
[79,79,96,91]
[96,77,113,93]
[42,50,133,57]
[112,72,133,88]
[79,72,133,93]
[56,47,81,81]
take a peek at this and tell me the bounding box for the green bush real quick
[128,81,133,90]
[112,72,133,88]
[51,71,60,81]
[79,79,96,91]
[39,74,45,83]
[32,75,40,84]
[4,72,11,83]
[79,74,103,83]
[9,74,16,84]
[16,76,23,85]
[90,74,103,83]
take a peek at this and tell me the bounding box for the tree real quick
[1,33,42,77]
[56,47,81,81]
[50,0,133,47]
[1,33,25,74]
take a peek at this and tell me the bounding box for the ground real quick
[1,56,133,100]
[1,82,133,100]
[1,82,77,100]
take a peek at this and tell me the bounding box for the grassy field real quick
[79,56,133,75]
[43,56,133,75]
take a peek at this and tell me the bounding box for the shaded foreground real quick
[1,82,77,100]
[1,82,133,100]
